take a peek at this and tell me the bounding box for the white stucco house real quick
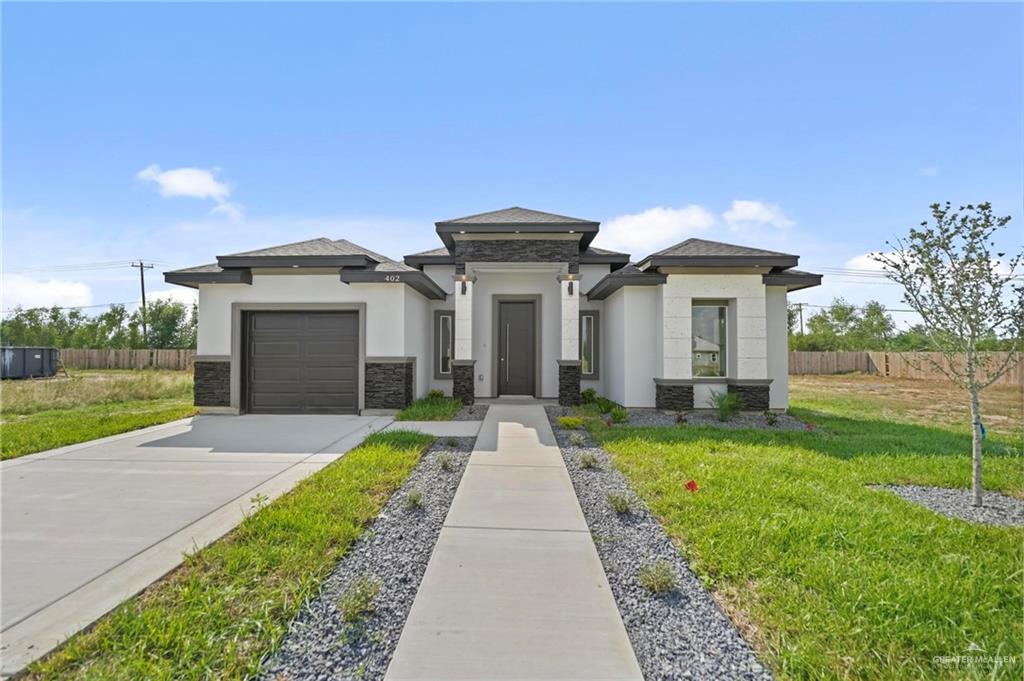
[165,207,821,414]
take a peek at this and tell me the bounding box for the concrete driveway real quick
[0,413,390,676]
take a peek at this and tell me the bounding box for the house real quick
[165,207,821,414]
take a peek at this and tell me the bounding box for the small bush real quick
[638,560,676,593]
[446,436,459,447]
[338,575,382,622]
[427,389,445,400]
[710,390,742,422]
[764,410,779,427]
[404,489,424,511]
[595,396,617,414]
[580,388,598,404]
[580,452,600,469]
[676,412,687,424]
[558,416,584,430]
[568,432,586,446]
[606,492,632,514]
[437,452,454,471]
[609,406,629,423]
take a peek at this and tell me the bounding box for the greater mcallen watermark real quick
[933,643,1019,670]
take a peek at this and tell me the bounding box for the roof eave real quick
[586,272,667,301]
[435,223,600,250]
[637,255,800,270]
[403,254,456,268]
[216,254,377,269]
[164,269,252,288]
[762,272,823,291]
[339,269,447,300]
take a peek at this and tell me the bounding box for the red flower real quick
[805,423,814,432]
[685,479,699,492]
[605,418,613,428]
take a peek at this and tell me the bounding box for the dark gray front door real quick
[245,311,359,414]
[497,302,536,396]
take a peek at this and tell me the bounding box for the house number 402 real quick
[384,275,401,282]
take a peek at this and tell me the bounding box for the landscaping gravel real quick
[869,484,1024,527]
[257,437,473,681]
[545,406,773,680]
[625,407,807,431]
[453,404,488,421]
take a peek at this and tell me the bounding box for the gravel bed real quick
[869,484,1024,527]
[625,408,807,431]
[258,437,474,681]
[544,406,772,680]
[453,404,488,421]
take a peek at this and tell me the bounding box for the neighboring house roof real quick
[586,264,667,300]
[692,337,720,353]
[434,206,600,250]
[637,238,799,270]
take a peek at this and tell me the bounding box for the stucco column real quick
[656,275,695,410]
[557,274,581,406]
[452,274,475,404]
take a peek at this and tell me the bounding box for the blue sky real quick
[3,2,1021,327]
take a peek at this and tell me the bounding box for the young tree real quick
[874,202,1023,506]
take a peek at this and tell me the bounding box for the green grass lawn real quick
[395,391,463,421]
[588,383,1023,680]
[27,429,433,681]
[1,370,195,460]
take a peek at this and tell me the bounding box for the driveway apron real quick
[385,404,642,680]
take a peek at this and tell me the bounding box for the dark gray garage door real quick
[245,311,359,414]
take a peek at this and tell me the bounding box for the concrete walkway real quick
[0,414,390,677]
[385,405,642,680]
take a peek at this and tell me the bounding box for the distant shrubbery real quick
[1,301,196,349]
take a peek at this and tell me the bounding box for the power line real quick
[2,301,144,314]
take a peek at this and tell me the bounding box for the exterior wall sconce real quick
[568,281,574,296]
[461,280,467,295]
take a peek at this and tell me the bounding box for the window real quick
[579,310,600,379]
[692,303,727,377]
[434,311,454,379]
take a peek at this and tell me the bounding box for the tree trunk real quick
[970,387,983,507]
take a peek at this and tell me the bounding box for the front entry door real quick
[498,301,536,396]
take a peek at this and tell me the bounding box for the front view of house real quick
[166,207,821,414]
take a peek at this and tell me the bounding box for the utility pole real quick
[130,261,154,344]
[798,302,805,335]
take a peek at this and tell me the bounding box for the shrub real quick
[580,452,600,469]
[427,389,445,400]
[445,436,459,447]
[763,410,779,427]
[595,396,617,414]
[404,489,424,511]
[568,432,586,446]
[638,560,676,594]
[609,406,629,424]
[338,575,382,623]
[606,492,632,514]
[710,390,742,422]
[558,416,584,430]
[580,388,598,404]
[675,412,687,424]
[437,452,454,471]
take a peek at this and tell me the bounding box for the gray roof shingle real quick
[651,238,795,259]
[437,207,596,226]
[222,237,353,258]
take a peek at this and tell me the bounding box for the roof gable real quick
[639,238,798,270]
[437,206,595,226]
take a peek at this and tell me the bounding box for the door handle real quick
[505,323,510,382]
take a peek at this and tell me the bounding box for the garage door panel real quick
[246,311,359,414]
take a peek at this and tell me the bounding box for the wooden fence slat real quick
[59,348,196,371]
[788,351,1020,385]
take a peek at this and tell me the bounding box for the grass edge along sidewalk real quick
[25,429,433,680]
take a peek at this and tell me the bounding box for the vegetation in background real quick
[1,300,197,349]
[395,390,462,421]
[27,430,432,680]
[873,202,1022,506]
[591,385,1022,679]
[1,370,195,460]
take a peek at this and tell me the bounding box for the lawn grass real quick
[591,381,1023,680]
[27,429,433,681]
[1,370,196,460]
[395,392,463,421]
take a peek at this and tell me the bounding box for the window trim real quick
[691,301,728,378]
[434,310,454,380]
[579,309,600,380]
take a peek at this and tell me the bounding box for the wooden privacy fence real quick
[60,348,196,370]
[789,351,1022,386]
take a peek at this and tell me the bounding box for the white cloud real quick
[137,164,244,221]
[920,166,940,176]
[722,200,794,230]
[149,287,198,306]
[596,205,716,255]
[2,274,92,311]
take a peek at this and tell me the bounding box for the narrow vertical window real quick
[579,310,600,379]
[435,311,454,379]
[692,303,727,377]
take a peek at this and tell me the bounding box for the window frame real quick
[434,310,454,380]
[691,301,728,378]
[579,309,600,380]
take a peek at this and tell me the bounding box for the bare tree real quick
[874,202,1023,506]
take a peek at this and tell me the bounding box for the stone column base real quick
[557,360,581,407]
[452,360,475,405]
[654,379,695,411]
[194,360,230,407]
[727,381,771,411]
[365,358,415,410]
